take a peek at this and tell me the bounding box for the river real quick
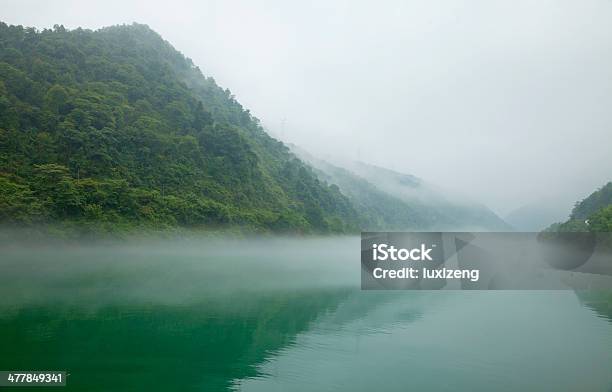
[1,236,611,391]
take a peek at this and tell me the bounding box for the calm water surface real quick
[1,237,611,391]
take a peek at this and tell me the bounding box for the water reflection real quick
[0,237,358,391]
[576,291,612,322]
[1,237,612,392]
[233,291,612,392]
[0,291,352,391]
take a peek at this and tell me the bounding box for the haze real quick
[2,0,612,216]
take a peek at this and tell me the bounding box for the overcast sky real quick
[2,0,612,215]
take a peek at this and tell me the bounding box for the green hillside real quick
[0,22,359,234]
[545,182,612,232]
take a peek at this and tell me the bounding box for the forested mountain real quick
[545,182,612,232]
[291,146,511,231]
[0,22,360,233]
[569,182,612,221]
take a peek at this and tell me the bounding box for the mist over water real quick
[1,236,612,391]
[0,236,357,308]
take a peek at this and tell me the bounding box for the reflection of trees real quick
[576,291,612,322]
[314,291,429,331]
[0,289,351,392]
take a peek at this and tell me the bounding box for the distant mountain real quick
[505,200,570,231]
[544,182,612,232]
[0,22,360,234]
[292,146,511,231]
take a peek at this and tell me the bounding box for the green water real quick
[1,237,611,391]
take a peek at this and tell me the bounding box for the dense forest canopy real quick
[0,22,360,234]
